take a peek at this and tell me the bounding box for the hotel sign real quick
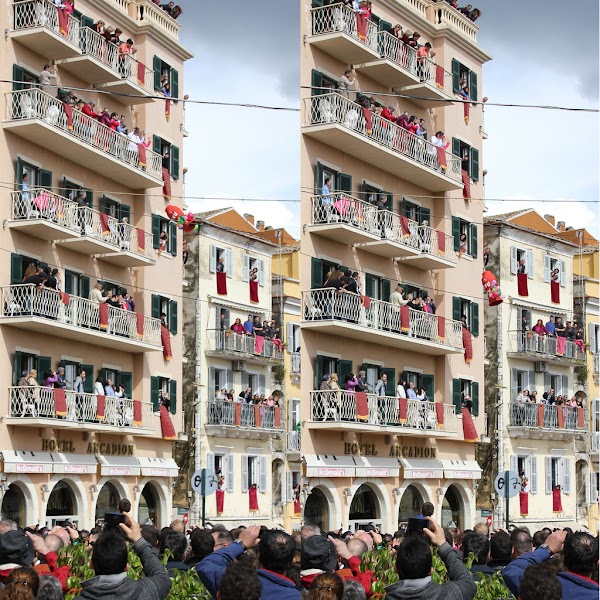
[343,443,437,459]
[41,439,134,456]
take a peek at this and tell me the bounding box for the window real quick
[290,398,301,430]
[98,368,133,397]
[451,217,478,257]
[15,158,52,194]
[207,453,234,492]
[152,135,180,180]
[364,274,391,301]
[286,323,301,352]
[100,195,130,223]
[510,455,538,494]
[61,178,93,208]
[10,253,47,285]
[209,245,233,278]
[510,247,534,279]
[97,279,122,298]
[12,65,40,91]
[362,182,392,210]
[451,138,479,182]
[315,355,342,388]
[517,308,532,331]
[589,323,599,354]
[286,470,302,503]
[543,256,566,287]
[311,257,346,289]
[451,58,478,101]
[150,376,177,413]
[215,307,230,329]
[315,162,352,195]
[452,297,479,336]
[242,455,267,493]
[243,255,265,286]
[544,372,568,396]
[310,70,338,95]
[153,56,179,99]
[209,367,233,397]
[152,214,177,256]
[242,372,266,395]
[545,457,571,494]
[64,270,90,299]
[510,368,536,398]
[151,294,178,334]
[12,352,45,385]
[401,199,431,225]
[400,371,435,398]
[452,378,479,415]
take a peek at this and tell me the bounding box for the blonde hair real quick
[330,373,338,382]
[307,573,344,600]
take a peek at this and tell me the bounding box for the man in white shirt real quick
[89,282,107,304]
[396,380,407,399]
[338,69,357,99]
[406,382,418,400]
[39,64,57,92]
[105,379,116,397]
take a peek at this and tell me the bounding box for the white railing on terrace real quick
[291,352,301,374]
[288,431,301,451]
[304,93,461,182]
[134,0,181,42]
[508,331,585,361]
[509,402,586,431]
[8,386,154,429]
[311,3,378,52]
[594,353,599,374]
[206,401,281,430]
[432,2,478,43]
[0,284,161,346]
[5,89,162,180]
[302,288,463,348]
[12,0,80,47]
[11,188,80,234]
[310,390,457,431]
[207,330,283,361]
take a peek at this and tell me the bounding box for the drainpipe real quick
[497,305,505,527]
[193,285,203,524]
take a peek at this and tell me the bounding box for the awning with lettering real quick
[98,456,141,477]
[304,455,356,478]
[138,457,179,477]
[512,520,588,533]
[2,450,54,474]
[441,460,482,480]
[400,459,444,479]
[354,456,400,478]
[52,453,98,475]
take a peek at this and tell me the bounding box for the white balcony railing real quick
[509,402,587,431]
[133,0,182,42]
[311,3,378,52]
[5,89,162,180]
[8,386,154,429]
[288,431,301,451]
[310,390,457,432]
[508,331,585,361]
[0,284,161,346]
[594,353,599,374]
[290,352,301,374]
[206,400,282,430]
[433,2,479,43]
[12,0,80,47]
[304,93,462,183]
[303,288,463,349]
[207,330,283,361]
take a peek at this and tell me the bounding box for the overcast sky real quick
[179,1,599,239]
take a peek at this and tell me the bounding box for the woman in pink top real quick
[230,318,244,334]
[532,319,547,335]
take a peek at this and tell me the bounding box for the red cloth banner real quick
[398,397,408,423]
[133,399,142,426]
[461,170,471,200]
[99,212,111,235]
[578,407,584,428]
[249,280,259,303]
[361,106,372,135]
[254,405,262,427]
[557,407,565,428]
[362,295,371,309]
[61,292,70,305]
[293,499,301,516]
[462,408,479,442]
[99,303,109,330]
[165,99,171,122]
[234,402,241,426]
[137,61,145,86]
[216,271,227,295]
[537,404,545,427]
[552,487,563,512]
[437,315,445,340]
[435,65,445,89]
[57,6,69,36]
[216,489,225,514]
[519,491,529,516]
[462,327,473,363]
[550,280,560,304]
[249,486,259,511]
[96,395,106,421]
[400,305,410,332]
[137,228,145,253]
[437,230,446,254]
[161,324,172,361]
[356,12,367,41]
[254,335,265,354]
[160,405,176,438]
[54,388,67,417]
[435,402,444,429]
[162,167,171,199]
[274,406,281,428]
[136,313,144,339]
[556,336,566,355]
[517,273,529,296]
[356,392,369,420]
[436,147,448,170]
[138,144,147,167]
[400,216,411,237]
[62,102,73,131]
[463,101,469,125]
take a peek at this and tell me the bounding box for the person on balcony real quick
[94,377,105,396]
[344,373,358,392]
[338,69,357,99]
[17,370,29,387]
[105,379,116,397]
[41,369,58,388]
[53,367,66,389]
[319,375,331,391]
[243,314,254,335]
[565,321,575,341]
[39,64,57,92]
[356,370,369,393]
[416,42,432,80]
[429,131,450,170]
[171,6,183,19]
[127,127,151,167]
[532,320,548,337]
[469,8,481,22]
[230,318,244,335]
[253,316,264,337]
[517,258,526,274]
[406,382,418,400]
[545,315,556,335]
[459,4,473,17]
[118,39,137,78]
[396,380,407,399]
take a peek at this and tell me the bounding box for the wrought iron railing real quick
[206,400,281,430]
[288,431,301,451]
[311,3,378,51]
[207,330,283,361]
[509,402,587,431]
[508,331,585,361]
[290,352,301,374]
[12,0,80,47]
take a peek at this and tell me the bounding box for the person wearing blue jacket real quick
[502,529,599,600]
[197,524,300,600]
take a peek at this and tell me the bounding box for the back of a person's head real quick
[511,528,533,557]
[159,528,187,562]
[346,538,367,559]
[0,520,18,537]
[563,532,599,577]
[307,572,344,600]
[396,536,432,580]
[421,502,434,518]
[141,524,159,548]
[342,579,366,600]
[473,522,489,537]
[190,528,215,559]
[217,560,261,600]
[229,527,244,541]
[490,531,511,562]
[519,562,562,600]
[37,574,64,600]
[92,532,127,575]
[301,524,321,541]
[2,567,39,600]
[42,534,64,554]
[259,530,295,574]
[532,529,549,549]
[214,530,234,546]
[462,533,489,565]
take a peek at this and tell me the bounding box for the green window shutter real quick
[401,198,408,217]
[169,300,178,335]
[379,19,392,32]
[452,296,461,321]
[11,253,23,284]
[383,192,393,210]
[452,216,461,251]
[337,173,352,194]
[39,169,52,190]
[118,204,131,223]
[37,356,52,384]
[381,279,391,302]
[169,379,177,414]
[81,276,90,300]
[64,271,74,295]
[118,371,132,398]
[80,15,93,28]
[339,360,353,385]
[312,0,324,6]
[152,135,162,155]
[469,71,478,102]
[470,147,480,182]
[84,190,93,208]
[470,223,478,258]
[421,374,435,399]
[12,65,25,91]
[452,379,462,414]
[151,294,161,319]
[171,68,179,99]
[471,302,479,337]
[365,275,375,298]
[315,162,325,193]
[153,56,162,91]
[171,145,180,180]
[382,367,395,396]
[452,137,461,158]
[100,195,110,215]
[314,356,324,389]
[151,376,160,411]
[80,364,94,393]
[169,221,177,256]
[471,381,480,417]
[16,158,23,185]
[151,214,161,249]
[419,206,431,225]
[451,59,460,93]
[311,258,323,289]
[13,352,22,386]
[311,69,323,95]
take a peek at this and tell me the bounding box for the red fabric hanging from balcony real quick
[462,328,473,363]
[160,405,176,439]
[57,5,71,37]
[99,212,111,235]
[138,144,147,168]
[99,303,109,330]
[462,408,479,442]
[234,403,242,426]
[54,388,67,417]
[62,102,73,131]
[537,404,545,427]
[162,168,171,200]
[95,395,106,421]
[216,272,227,295]
[161,324,172,361]
[519,491,528,516]
[274,406,281,428]
[294,500,301,516]
[436,147,448,171]
[578,407,584,428]
[61,292,70,306]
[362,296,371,309]
[437,315,445,340]
[463,101,469,125]
[550,280,560,304]
[361,106,372,135]
[461,170,471,200]
[137,228,145,253]
[517,273,529,296]
[249,485,259,511]
[435,403,444,428]
[556,336,566,356]
[137,61,146,86]
[557,407,565,428]
[398,397,407,423]
[249,280,259,303]
[136,313,144,339]
[435,65,445,90]
[356,392,369,420]
[133,399,142,426]
[437,230,446,254]
[254,336,265,354]
[216,489,225,514]
[356,13,368,41]
[400,305,410,332]
[165,99,171,122]
[552,487,562,512]
[254,405,262,427]
[400,216,411,237]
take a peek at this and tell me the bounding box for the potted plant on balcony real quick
[273,364,286,385]
[575,364,589,387]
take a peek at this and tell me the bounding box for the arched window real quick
[398,485,424,526]
[441,485,463,531]
[305,488,329,531]
[138,483,161,526]
[47,480,78,526]
[1,484,26,526]
[95,482,121,523]
[349,484,379,529]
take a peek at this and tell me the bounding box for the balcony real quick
[7,387,155,435]
[4,89,162,188]
[399,58,455,109]
[59,28,155,104]
[9,190,155,266]
[308,390,458,436]
[205,401,283,440]
[507,331,585,364]
[10,0,81,59]
[287,431,301,454]
[433,2,479,44]
[302,93,462,192]
[309,3,379,64]
[0,284,161,352]
[508,402,587,440]
[302,288,464,355]
[206,330,283,364]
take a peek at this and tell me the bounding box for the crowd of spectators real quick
[521,315,585,352]
[151,0,183,20]
[213,387,283,408]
